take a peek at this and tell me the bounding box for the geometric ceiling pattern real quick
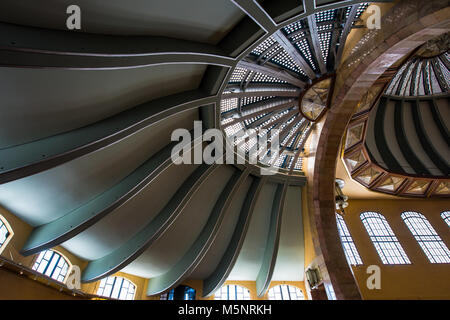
[385,50,450,96]
[0,0,386,300]
[342,40,450,198]
[221,3,369,174]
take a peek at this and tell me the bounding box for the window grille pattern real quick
[268,285,304,300]
[96,276,136,300]
[360,212,411,264]
[401,211,450,263]
[336,214,363,265]
[32,250,70,282]
[214,285,251,300]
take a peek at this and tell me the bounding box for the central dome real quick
[219,4,367,175]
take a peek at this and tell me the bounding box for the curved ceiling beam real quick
[238,60,306,87]
[0,90,215,185]
[272,30,316,79]
[373,97,406,174]
[392,99,430,175]
[335,4,359,69]
[279,118,307,155]
[202,176,266,297]
[231,0,277,33]
[223,100,296,127]
[81,164,219,283]
[20,133,203,256]
[411,100,450,175]
[146,168,250,296]
[0,23,234,69]
[223,88,300,99]
[245,108,291,129]
[255,180,288,297]
[260,108,298,131]
[307,14,327,74]
[429,99,450,148]
[227,83,299,91]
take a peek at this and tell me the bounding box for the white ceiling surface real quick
[62,162,200,261]
[227,182,277,281]
[0,109,199,227]
[0,0,245,44]
[189,176,253,279]
[271,186,304,281]
[0,64,205,148]
[0,1,310,284]
[121,165,235,278]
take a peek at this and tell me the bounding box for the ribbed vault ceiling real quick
[342,39,450,198]
[0,0,390,297]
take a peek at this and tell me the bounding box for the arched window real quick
[32,249,71,282]
[401,211,450,263]
[160,285,196,300]
[360,212,410,264]
[0,214,14,255]
[268,285,304,300]
[96,276,136,300]
[214,284,250,300]
[441,211,450,227]
[336,213,363,265]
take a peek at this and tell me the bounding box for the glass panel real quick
[32,250,70,282]
[441,211,450,227]
[402,211,450,263]
[336,214,363,265]
[360,212,411,264]
[268,285,304,300]
[214,285,250,300]
[96,276,136,300]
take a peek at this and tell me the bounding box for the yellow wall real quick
[0,268,87,300]
[1,205,308,301]
[343,199,450,300]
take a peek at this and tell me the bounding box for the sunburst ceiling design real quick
[220,3,369,174]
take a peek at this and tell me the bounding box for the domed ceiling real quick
[0,0,386,298]
[342,33,450,198]
[220,3,368,174]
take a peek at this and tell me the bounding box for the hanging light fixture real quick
[335,178,348,215]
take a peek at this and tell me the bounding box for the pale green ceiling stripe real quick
[202,176,266,297]
[20,131,204,256]
[0,90,215,184]
[255,179,288,297]
[146,167,250,296]
[80,164,219,283]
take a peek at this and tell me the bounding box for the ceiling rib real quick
[80,164,219,283]
[224,88,300,99]
[0,22,234,69]
[238,60,306,87]
[335,4,359,68]
[231,0,277,33]
[20,135,203,256]
[272,30,317,79]
[202,176,266,297]
[0,90,215,185]
[307,14,327,74]
[146,168,250,296]
[223,100,296,127]
[255,181,288,297]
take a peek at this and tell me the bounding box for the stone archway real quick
[312,0,450,300]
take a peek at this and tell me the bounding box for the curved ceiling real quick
[342,42,450,198]
[220,3,369,173]
[0,0,386,298]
